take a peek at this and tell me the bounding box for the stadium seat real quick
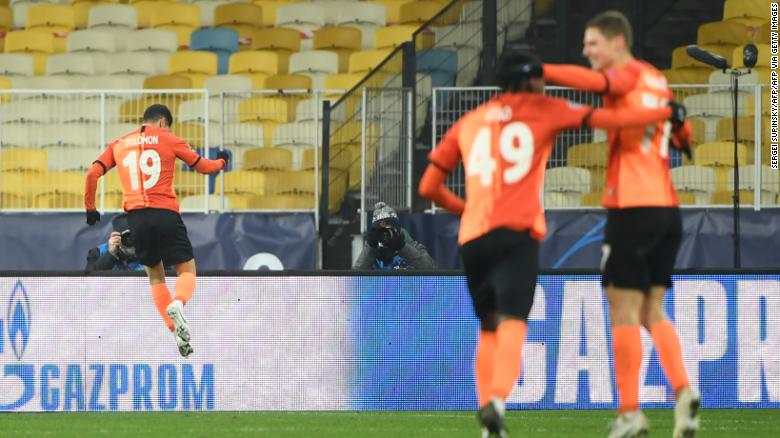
[348,49,396,75]
[190,28,239,75]
[46,53,98,76]
[732,44,772,68]
[204,73,252,95]
[4,30,54,75]
[695,141,751,191]
[237,97,294,124]
[169,51,218,88]
[229,50,284,87]
[399,0,444,25]
[684,92,750,118]
[711,189,754,205]
[312,27,362,72]
[727,165,780,203]
[106,52,159,76]
[664,66,713,85]
[127,28,178,53]
[272,120,316,149]
[336,2,384,49]
[567,142,608,170]
[243,147,293,171]
[249,194,315,210]
[374,24,419,50]
[143,74,192,89]
[222,122,264,149]
[688,117,708,145]
[0,5,11,49]
[88,4,136,28]
[44,143,99,172]
[263,74,311,91]
[26,4,75,53]
[697,21,752,46]
[579,191,602,207]
[150,3,200,48]
[216,170,284,195]
[715,116,762,146]
[276,3,326,35]
[543,166,590,207]
[746,92,772,117]
[372,0,409,24]
[251,27,300,68]
[723,0,770,28]
[301,145,350,171]
[0,171,30,208]
[756,22,771,44]
[417,48,457,87]
[323,73,364,94]
[0,53,34,76]
[289,50,339,89]
[214,3,262,48]
[180,194,226,211]
[0,99,50,123]
[671,165,716,204]
[1,147,47,172]
[67,29,116,58]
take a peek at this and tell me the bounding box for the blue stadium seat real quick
[416,49,458,87]
[189,28,239,75]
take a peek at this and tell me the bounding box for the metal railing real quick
[0,89,343,219]
[430,84,778,210]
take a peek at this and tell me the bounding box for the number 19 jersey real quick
[94,126,203,213]
[429,93,592,245]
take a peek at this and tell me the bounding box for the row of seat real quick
[552,189,779,208]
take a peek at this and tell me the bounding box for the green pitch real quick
[1,409,778,437]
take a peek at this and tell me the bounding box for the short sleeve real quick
[428,119,462,172]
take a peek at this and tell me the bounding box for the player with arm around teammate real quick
[418,49,685,438]
[543,11,699,438]
[84,104,229,357]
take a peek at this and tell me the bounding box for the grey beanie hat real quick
[372,202,398,225]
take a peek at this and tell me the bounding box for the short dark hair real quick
[142,104,173,127]
[586,10,633,49]
[496,49,543,92]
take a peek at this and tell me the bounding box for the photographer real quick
[353,202,435,270]
[86,214,145,271]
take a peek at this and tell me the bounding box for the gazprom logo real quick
[7,281,31,360]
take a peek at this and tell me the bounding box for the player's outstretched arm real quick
[170,134,228,174]
[543,64,636,96]
[586,103,680,129]
[419,164,465,216]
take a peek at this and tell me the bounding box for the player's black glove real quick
[378,226,405,251]
[216,150,230,168]
[86,210,100,226]
[668,100,687,126]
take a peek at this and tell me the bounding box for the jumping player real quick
[542,10,699,438]
[418,49,686,437]
[84,104,229,358]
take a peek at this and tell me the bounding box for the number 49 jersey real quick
[94,126,202,213]
[429,93,593,245]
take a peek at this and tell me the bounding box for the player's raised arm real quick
[586,100,685,129]
[418,120,465,216]
[543,63,638,96]
[84,142,117,225]
[169,133,229,174]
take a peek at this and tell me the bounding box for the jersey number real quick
[640,92,671,158]
[466,122,535,186]
[122,149,161,190]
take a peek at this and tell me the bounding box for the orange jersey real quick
[429,93,593,244]
[86,126,224,213]
[544,60,679,208]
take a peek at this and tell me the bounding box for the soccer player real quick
[84,104,229,357]
[542,10,699,438]
[418,49,685,438]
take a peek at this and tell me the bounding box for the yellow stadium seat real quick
[323,73,365,94]
[169,51,218,88]
[732,44,772,68]
[348,49,397,74]
[4,30,54,75]
[712,190,754,205]
[215,3,262,47]
[0,5,11,50]
[216,170,284,195]
[250,194,314,210]
[580,191,603,207]
[302,146,350,171]
[119,95,188,124]
[695,141,751,167]
[663,67,713,85]
[588,168,606,192]
[399,1,445,25]
[229,50,285,87]
[567,142,608,169]
[756,22,771,44]
[372,0,411,24]
[252,0,299,27]
[689,118,707,146]
[251,27,300,65]
[723,0,770,28]
[133,1,156,28]
[374,24,423,50]
[143,74,192,89]
[26,4,75,53]
[263,73,311,90]
[32,171,84,209]
[746,93,772,117]
[675,191,699,205]
[243,147,293,171]
[237,97,294,124]
[715,116,760,145]
[150,3,199,48]
[313,26,362,73]
[171,122,207,148]
[72,1,109,30]
[173,168,206,198]
[1,147,47,172]
[697,21,752,46]
[0,172,29,208]
[274,169,347,211]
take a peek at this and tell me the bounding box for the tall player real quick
[418,49,685,437]
[84,104,229,357]
[542,11,699,438]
